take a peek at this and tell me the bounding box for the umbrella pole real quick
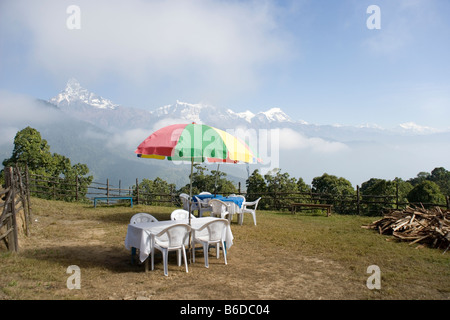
[214,163,220,196]
[189,158,193,223]
[188,157,194,263]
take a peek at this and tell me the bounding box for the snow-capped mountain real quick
[150,100,292,125]
[48,79,298,132]
[47,78,450,141]
[232,107,293,124]
[152,100,235,124]
[253,107,292,124]
[396,122,443,135]
[50,78,118,110]
[236,110,255,123]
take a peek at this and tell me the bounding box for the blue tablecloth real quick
[193,194,244,208]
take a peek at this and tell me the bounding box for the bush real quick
[312,173,355,214]
[407,180,445,207]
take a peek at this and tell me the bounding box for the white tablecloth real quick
[124,217,234,262]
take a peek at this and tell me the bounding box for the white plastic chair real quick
[170,209,196,221]
[209,199,231,220]
[130,213,158,224]
[241,197,261,226]
[151,224,191,276]
[179,193,198,213]
[234,195,246,203]
[192,219,228,268]
[179,193,190,211]
[194,196,212,217]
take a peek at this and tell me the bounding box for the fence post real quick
[76,176,79,201]
[4,167,18,252]
[106,179,109,205]
[356,185,360,215]
[136,178,139,205]
[395,180,399,210]
[53,176,56,200]
[14,165,30,236]
[25,164,32,221]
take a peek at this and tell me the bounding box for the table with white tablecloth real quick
[124,217,234,264]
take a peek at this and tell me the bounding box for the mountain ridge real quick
[49,78,449,137]
[49,79,298,133]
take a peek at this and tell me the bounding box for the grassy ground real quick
[1,197,449,300]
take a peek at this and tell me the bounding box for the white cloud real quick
[0,126,19,146]
[105,128,152,152]
[4,0,292,100]
[398,122,441,135]
[278,128,348,153]
[0,90,63,135]
[151,118,190,132]
[362,0,439,57]
[0,90,66,148]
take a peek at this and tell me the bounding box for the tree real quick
[264,169,298,210]
[408,167,450,196]
[360,178,412,215]
[360,178,384,194]
[311,173,355,214]
[408,171,431,186]
[312,173,354,195]
[360,178,395,215]
[429,167,450,196]
[296,177,311,193]
[209,168,238,195]
[2,127,93,201]
[395,178,413,206]
[296,177,312,202]
[178,164,237,196]
[245,169,267,208]
[134,177,176,206]
[246,169,266,195]
[407,180,445,207]
[2,126,54,175]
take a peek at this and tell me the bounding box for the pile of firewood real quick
[363,205,450,252]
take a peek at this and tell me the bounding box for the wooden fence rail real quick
[0,166,31,252]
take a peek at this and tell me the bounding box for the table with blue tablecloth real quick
[193,194,244,208]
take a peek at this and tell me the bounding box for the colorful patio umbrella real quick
[135,122,262,222]
[135,123,261,164]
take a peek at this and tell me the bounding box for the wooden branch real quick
[364,205,450,250]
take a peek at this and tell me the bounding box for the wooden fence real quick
[27,174,178,207]
[0,166,31,252]
[246,188,450,215]
[24,171,450,215]
[28,172,90,202]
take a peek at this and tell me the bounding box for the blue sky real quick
[1,0,450,130]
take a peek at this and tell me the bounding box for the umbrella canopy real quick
[135,123,261,164]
